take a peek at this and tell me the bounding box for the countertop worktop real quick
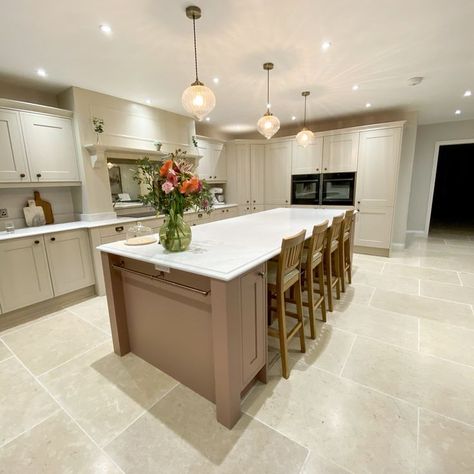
[0,204,238,241]
[98,208,348,281]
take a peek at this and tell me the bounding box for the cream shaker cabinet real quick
[264,141,292,205]
[44,229,95,296]
[291,137,323,175]
[322,132,359,173]
[196,139,227,181]
[20,113,79,182]
[0,237,53,312]
[354,127,403,249]
[0,110,30,182]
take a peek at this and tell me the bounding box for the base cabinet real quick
[0,237,53,312]
[354,207,394,249]
[45,229,95,296]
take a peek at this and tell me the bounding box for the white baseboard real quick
[391,242,405,250]
[406,230,428,237]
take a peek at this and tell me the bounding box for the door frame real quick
[424,138,474,234]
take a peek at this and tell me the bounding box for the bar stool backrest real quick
[326,214,345,248]
[277,229,306,286]
[306,220,329,267]
[343,210,355,235]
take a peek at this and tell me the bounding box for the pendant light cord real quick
[192,15,199,83]
[267,69,270,113]
[303,94,307,127]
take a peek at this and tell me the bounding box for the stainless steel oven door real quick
[321,172,355,205]
[291,174,321,205]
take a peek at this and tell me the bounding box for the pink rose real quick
[162,181,174,194]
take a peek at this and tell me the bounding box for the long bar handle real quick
[112,263,210,296]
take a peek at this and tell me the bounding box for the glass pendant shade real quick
[182,82,216,121]
[257,62,280,139]
[257,112,280,140]
[296,90,314,147]
[295,128,314,147]
[182,6,215,121]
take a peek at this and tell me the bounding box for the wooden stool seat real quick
[267,261,300,287]
[267,229,306,379]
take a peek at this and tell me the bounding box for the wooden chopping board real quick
[34,191,54,224]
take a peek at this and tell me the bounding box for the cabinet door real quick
[197,141,226,181]
[291,137,323,174]
[20,113,79,182]
[0,109,30,182]
[354,207,394,249]
[322,132,359,172]
[250,144,265,205]
[240,264,266,387]
[235,144,251,205]
[213,145,227,181]
[250,204,265,214]
[264,141,292,205]
[356,127,402,207]
[0,237,53,312]
[45,230,94,296]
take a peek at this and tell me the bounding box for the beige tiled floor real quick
[0,230,474,473]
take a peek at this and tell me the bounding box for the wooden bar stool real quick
[267,229,306,379]
[301,220,329,338]
[325,214,344,312]
[339,210,355,292]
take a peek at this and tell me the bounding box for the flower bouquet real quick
[134,150,212,251]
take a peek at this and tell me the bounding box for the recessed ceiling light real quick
[99,24,112,34]
[145,99,151,105]
[464,90,472,97]
[455,109,462,115]
[36,68,47,77]
[321,41,331,51]
[365,102,372,108]
[291,116,296,121]
[205,117,210,122]
[213,77,219,84]
[352,84,359,91]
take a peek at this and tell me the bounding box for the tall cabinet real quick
[354,126,402,249]
[264,141,292,206]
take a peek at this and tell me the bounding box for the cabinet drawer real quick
[98,223,132,239]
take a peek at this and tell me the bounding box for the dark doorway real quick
[429,143,474,233]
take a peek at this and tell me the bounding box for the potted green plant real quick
[92,117,104,144]
[134,150,212,252]
[153,140,162,152]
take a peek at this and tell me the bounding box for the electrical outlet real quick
[0,209,8,218]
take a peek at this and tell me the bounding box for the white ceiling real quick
[1,0,473,133]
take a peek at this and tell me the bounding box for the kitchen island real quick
[98,208,348,428]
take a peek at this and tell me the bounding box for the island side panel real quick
[101,252,130,356]
[210,263,267,429]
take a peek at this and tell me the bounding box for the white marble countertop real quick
[97,208,348,281]
[0,204,238,241]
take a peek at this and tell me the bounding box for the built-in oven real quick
[291,174,321,205]
[321,172,355,206]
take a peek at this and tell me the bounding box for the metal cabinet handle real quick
[198,213,203,218]
[258,271,266,278]
[36,173,42,178]
[316,168,319,171]
[246,200,249,203]
[34,240,40,244]
[324,168,327,171]
[115,226,124,232]
[50,237,56,242]
[20,173,26,178]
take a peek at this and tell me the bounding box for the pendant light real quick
[181,5,216,121]
[257,63,280,139]
[295,91,314,147]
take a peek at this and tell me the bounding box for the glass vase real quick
[159,213,192,252]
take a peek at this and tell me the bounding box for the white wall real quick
[0,187,76,231]
[407,119,474,232]
[0,78,58,107]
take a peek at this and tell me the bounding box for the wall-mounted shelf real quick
[84,144,202,168]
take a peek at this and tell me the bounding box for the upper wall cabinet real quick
[322,132,359,173]
[196,139,227,181]
[20,113,79,182]
[264,141,292,205]
[291,137,323,175]
[0,110,30,182]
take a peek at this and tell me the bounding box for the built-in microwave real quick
[291,174,321,205]
[321,172,356,206]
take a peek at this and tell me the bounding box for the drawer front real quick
[98,223,132,239]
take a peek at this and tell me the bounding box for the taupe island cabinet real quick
[99,208,347,428]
